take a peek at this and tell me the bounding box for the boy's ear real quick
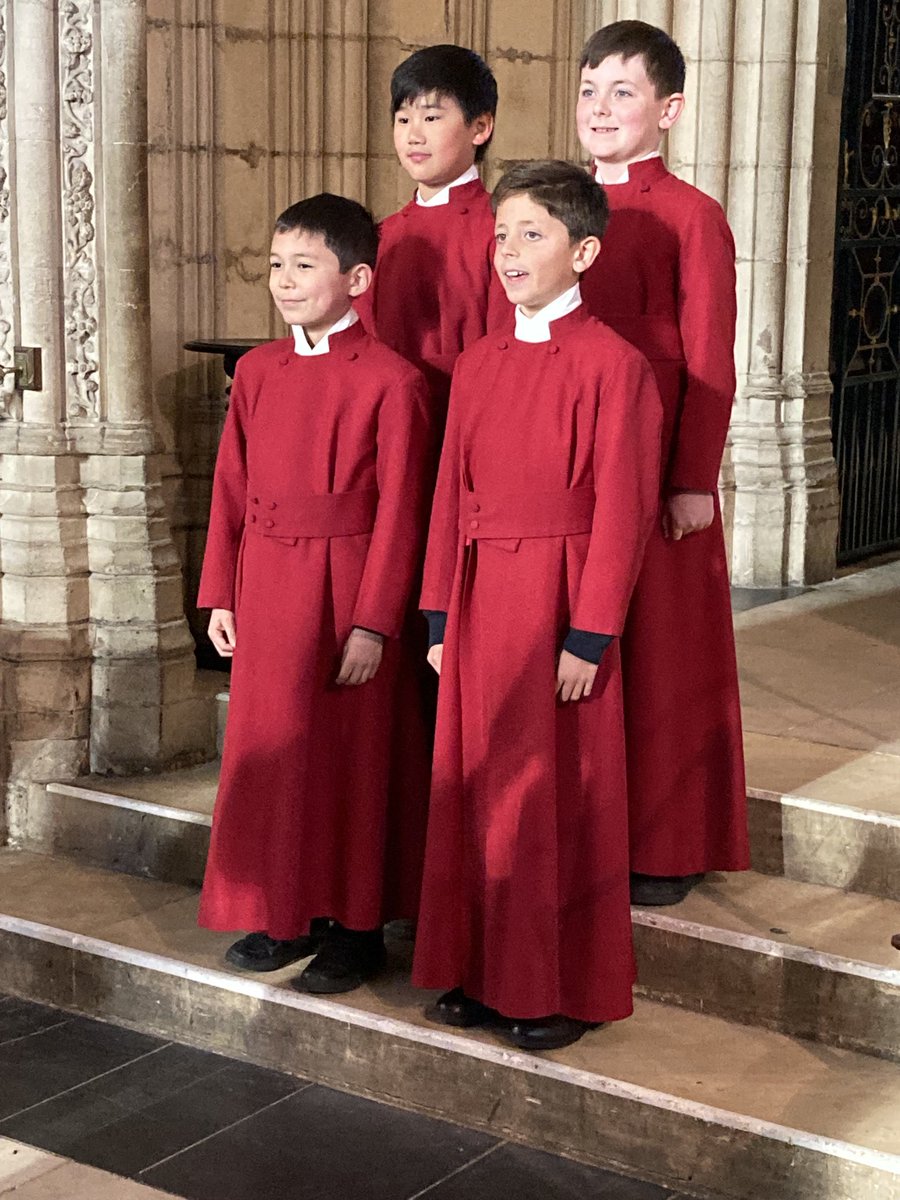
[471,112,494,148]
[658,92,685,132]
[347,262,374,297]
[573,235,601,274]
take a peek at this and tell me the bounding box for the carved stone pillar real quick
[0,0,214,838]
[583,0,843,585]
[726,0,843,585]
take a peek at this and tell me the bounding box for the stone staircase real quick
[2,570,900,1199]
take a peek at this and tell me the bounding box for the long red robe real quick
[413,307,662,1022]
[580,156,749,876]
[197,322,433,938]
[355,178,508,419]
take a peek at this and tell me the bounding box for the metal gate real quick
[830,0,900,562]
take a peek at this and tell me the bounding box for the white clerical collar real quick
[594,150,661,186]
[514,282,582,344]
[416,164,480,208]
[292,307,358,357]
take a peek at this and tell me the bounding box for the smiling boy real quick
[576,21,749,906]
[355,44,506,421]
[413,162,662,1051]
[198,194,433,993]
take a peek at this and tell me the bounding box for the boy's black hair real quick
[390,45,498,163]
[580,20,686,97]
[274,193,378,272]
[492,160,610,242]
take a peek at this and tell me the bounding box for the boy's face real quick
[576,54,683,167]
[393,92,493,201]
[268,229,371,344]
[494,193,599,317]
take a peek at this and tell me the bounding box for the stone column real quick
[583,0,843,585]
[725,0,843,586]
[0,0,214,840]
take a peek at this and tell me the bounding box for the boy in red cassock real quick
[197,194,433,993]
[355,43,507,422]
[414,161,662,1051]
[576,21,750,906]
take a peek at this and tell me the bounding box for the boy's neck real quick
[594,149,662,185]
[416,164,479,205]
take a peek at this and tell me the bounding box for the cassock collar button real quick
[497,339,508,350]
[548,344,560,355]
[279,355,291,366]
[640,183,651,193]
[459,206,469,214]
[346,351,359,361]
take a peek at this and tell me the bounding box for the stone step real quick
[745,731,900,899]
[25,774,900,1061]
[0,850,897,1200]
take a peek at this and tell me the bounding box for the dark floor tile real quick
[0,1042,242,1154]
[62,1059,305,1177]
[0,997,72,1045]
[0,1014,164,1120]
[142,1084,497,1200]
[424,1142,679,1200]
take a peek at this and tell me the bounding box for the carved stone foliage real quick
[60,0,100,421]
[0,1,14,419]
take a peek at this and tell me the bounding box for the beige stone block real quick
[87,540,183,577]
[10,660,90,714]
[215,37,271,149]
[366,39,404,160]
[0,489,84,519]
[368,0,448,47]
[7,738,90,783]
[13,706,90,743]
[92,618,196,658]
[215,0,270,31]
[0,455,81,487]
[490,59,553,160]
[89,574,185,625]
[161,694,219,762]
[2,578,90,626]
[489,4,556,58]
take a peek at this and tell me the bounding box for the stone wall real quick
[148,0,846,612]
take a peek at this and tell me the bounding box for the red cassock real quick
[355,179,508,419]
[580,156,750,876]
[413,308,662,1022]
[197,321,433,939]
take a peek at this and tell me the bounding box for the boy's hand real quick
[337,627,384,686]
[427,644,443,676]
[209,609,237,657]
[663,491,714,540]
[556,650,598,702]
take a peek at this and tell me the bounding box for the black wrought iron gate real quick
[830,0,900,562]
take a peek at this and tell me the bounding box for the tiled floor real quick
[0,995,686,1200]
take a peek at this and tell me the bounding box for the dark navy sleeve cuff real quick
[422,610,448,648]
[563,628,614,664]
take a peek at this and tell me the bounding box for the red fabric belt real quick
[245,486,378,537]
[459,486,596,539]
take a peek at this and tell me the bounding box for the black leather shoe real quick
[630,873,704,907]
[425,987,499,1029]
[225,923,329,973]
[501,1015,600,1051]
[292,925,386,995]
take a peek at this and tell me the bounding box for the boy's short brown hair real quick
[492,160,609,242]
[580,20,685,97]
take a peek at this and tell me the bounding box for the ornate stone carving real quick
[0,1,14,419]
[60,0,100,421]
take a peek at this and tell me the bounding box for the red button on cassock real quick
[470,519,479,530]
[264,519,274,529]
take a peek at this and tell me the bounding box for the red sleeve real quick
[419,364,464,612]
[571,349,663,635]
[197,364,250,611]
[351,369,434,638]
[668,201,737,491]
